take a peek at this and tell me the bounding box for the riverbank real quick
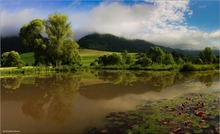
[87,91,220,134]
[0,63,218,75]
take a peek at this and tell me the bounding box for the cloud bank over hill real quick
[1,0,219,50]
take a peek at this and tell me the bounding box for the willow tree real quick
[19,13,80,66]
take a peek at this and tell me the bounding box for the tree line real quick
[90,46,218,69]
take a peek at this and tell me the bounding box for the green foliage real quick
[196,64,216,71]
[175,58,185,65]
[91,51,136,67]
[54,65,79,72]
[19,13,80,66]
[199,47,216,64]
[180,63,216,71]
[121,51,135,65]
[149,46,165,63]
[0,66,54,74]
[1,51,24,67]
[162,53,175,65]
[97,53,122,66]
[212,55,219,64]
[180,62,197,71]
[135,56,152,67]
[78,33,174,53]
[193,58,203,64]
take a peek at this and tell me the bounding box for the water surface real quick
[1,71,219,133]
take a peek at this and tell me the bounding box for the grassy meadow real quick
[20,49,113,66]
[20,52,34,66]
[79,49,112,66]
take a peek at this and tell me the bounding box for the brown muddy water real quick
[1,70,219,133]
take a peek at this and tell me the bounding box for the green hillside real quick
[77,33,175,53]
[2,34,219,56]
[1,36,29,53]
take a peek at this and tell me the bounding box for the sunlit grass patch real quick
[20,52,34,66]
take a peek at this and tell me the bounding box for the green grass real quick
[79,49,112,56]
[20,52,34,66]
[81,56,100,66]
[180,63,216,71]
[79,49,113,66]
[20,49,113,66]
[0,66,54,75]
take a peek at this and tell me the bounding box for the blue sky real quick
[1,0,219,50]
[186,0,219,32]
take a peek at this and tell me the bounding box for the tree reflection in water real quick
[95,70,219,92]
[1,76,23,93]
[1,71,218,124]
[198,73,219,87]
[21,74,80,123]
[95,71,179,92]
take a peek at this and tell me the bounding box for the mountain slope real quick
[1,36,29,53]
[77,33,175,53]
[1,34,218,56]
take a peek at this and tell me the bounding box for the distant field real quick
[79,49,113,66]
[20,52,34,66]
[20,49,113,66]
[79,49,112,56]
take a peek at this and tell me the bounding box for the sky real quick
[0,0,219,50]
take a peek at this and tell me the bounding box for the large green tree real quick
[121,50,135,65]
[148,46,165,63]
[199,47,216,64]
[19,13,80,66]
[1,51,23,67]
[163,53,175,65]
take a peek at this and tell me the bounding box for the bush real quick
[1,51,24,67]
[175,58,185,65]
[193,58,203,64]
[121,51,135,65]
[162,53,175,65]
[180,63,197,71]
[196,65,215,71]
[135,56,152,67]
[54,65,79,72]
[17,60,24,69]
[97,53,122,66]
[129,64,143,70]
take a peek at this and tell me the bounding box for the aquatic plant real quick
[87,92,219,134]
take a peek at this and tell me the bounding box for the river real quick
[1,70,219,133]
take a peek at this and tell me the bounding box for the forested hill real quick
[1,36,29,53]
[77,33,176,53]
[1,34,219,56]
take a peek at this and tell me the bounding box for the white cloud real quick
[1,1,219,50]
[1,9,35,37]
[71,1,219,50]
[72,2,155,38]
[208,30,220,39]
